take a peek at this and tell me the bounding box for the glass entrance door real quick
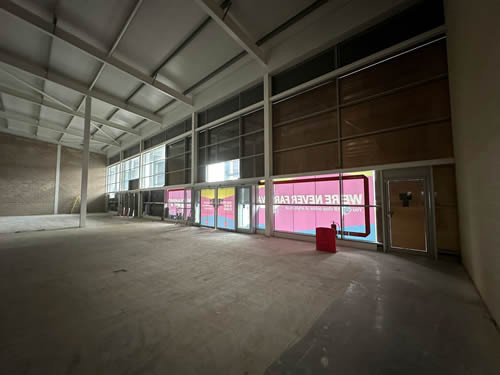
[388,179,427,252]
[217,187,236,230]
[200,188,216,227]
[237,186,251,232]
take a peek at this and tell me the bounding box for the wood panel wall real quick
[272,39,453,175]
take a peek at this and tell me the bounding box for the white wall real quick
[445,0,500,324]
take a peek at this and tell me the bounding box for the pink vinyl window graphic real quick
[166,189,191,220]
[269,171,376,242]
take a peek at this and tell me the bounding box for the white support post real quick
[191,112,198,185]
[79,95,91,228]
[53,144,61,214]
[137,141,143,218]
[264,73,273,237]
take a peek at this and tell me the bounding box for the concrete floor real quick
[0,213,112,234]
[0,217,499,375]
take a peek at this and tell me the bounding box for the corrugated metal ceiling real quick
[0,0,327,153]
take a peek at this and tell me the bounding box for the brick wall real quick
[0,133,106,216]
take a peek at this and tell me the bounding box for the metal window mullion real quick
[336,77,342,168]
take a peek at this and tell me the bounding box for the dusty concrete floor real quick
[0,213,112,234]
[0,217,499,375]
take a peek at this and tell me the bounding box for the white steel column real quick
[79,95,91,228]
[137,141,143,218]
[191,112,198,184]
[53,144,61,214]
[264,74,273,237]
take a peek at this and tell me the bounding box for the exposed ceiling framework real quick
[0,0,329,154]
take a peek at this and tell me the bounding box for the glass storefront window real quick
[121,156,140,190]
[166,188,192,221]
[106,164,120,193]
[141,145,165,189]
[206,159,240,182]
[272,172,378,242]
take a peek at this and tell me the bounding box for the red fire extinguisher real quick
[331,221,338,236]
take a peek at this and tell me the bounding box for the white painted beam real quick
[60,0,144,143]
[0,84,141,136]
[0,0,193,106]
[0,49,163,125]
[54,144,61,214]
[191,112,198,184]
[263,74,273,237]
[80,95,91,228]
[194,0,267,67]
[0,126,106,153]
[0,110,118,146]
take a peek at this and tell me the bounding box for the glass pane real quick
[217,187,235,230]
[217,139,239,162]
[237,187,251,230]
[168,189,185,220]
[341,122,453,168]
[342,206,378,242]
[256,205,265,230]
[273,111,337,151]
[242,110,264,134]
[273,82,336,124]
[242,132,264,157]
[200,189,216,227]
[341,171,376,205]
[167,155,184,172]
[340,79,450,137]
[185,189,192,221]
[273,175,342,235]
[256,184,265,230]
[339,39,448,103]
[273,141,338,175]
[389,179,426,251]
[167,141,185,157]
[208,119,239,144]
[195,190,201,224]
[206,159,240,182]
[274,205,341,235]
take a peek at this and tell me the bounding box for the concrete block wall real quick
[0,133,106,216]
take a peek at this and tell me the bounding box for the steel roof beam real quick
[0,110,118,146]
[0,84,141,136]
[0,49,162,125]
[60,0,144,143]
[0,0,193,106]
[0,126,106,153]
[194,0,267,67]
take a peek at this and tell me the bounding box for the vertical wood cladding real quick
[272,39,453,175]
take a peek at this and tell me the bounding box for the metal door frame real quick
[199,187,217,228]
[236,185,255,233]
[216,186,236,232]
[382,167,437,259]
